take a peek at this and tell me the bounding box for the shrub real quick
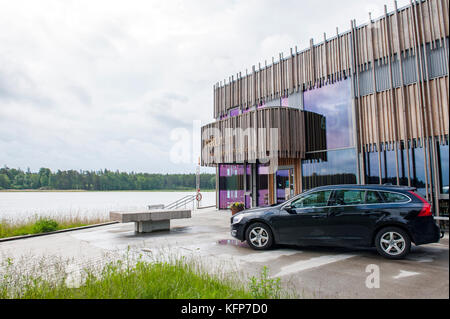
[31,218,59,234]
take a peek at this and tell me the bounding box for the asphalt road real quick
[1,208,448,299]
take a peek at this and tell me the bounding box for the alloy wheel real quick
[380,231,406,256]
[249,227,269,248]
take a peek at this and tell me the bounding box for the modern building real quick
[201,0,449,216]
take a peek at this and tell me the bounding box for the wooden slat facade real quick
[201,108,325,166]
[355,0,449,149]
[213,30,352,117]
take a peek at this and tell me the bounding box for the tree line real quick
[0,167,216,191]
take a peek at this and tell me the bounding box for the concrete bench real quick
[109,209,191,233]
[147,204,165,210]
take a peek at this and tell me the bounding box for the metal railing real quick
[148,194,214,211]
[164,195,196,210]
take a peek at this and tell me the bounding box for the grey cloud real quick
[162,92,189,103]
[68,85,92,106]
[0,67,53,107]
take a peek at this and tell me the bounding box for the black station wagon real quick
[230,185,441,259]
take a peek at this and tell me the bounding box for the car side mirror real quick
[283,204,295,214]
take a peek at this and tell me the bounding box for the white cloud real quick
[0,0,411,173]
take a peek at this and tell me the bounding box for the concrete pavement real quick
[0,208,448,298]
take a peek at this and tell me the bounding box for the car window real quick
[291,190,332,209]
[365,191,383,204]
[380,191,410,203]
[333,190,365,206]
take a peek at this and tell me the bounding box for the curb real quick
[196,205,216,210]
[0,221,119,243]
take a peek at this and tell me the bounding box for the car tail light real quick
[408,191,432,217]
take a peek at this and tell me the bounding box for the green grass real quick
[0,257,285,299]
[0,215,108,239]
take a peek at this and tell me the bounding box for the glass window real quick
[302,148,357,190]
[257,164,269,207]
[382,145,398,185]
[229,108,240,117]
[303,79,354,150]
[410,145,427,196]
[365,191,383,204]
[219,164,245,209]
[438,141,449,194]
[276,169,290,204]
[333,190,365,205]
[365,150,380,184]
[380,191,410,203]
[397,140,436,192]
[291,190,332,208]
[399,141,409,186]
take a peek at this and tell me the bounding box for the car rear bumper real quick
[410,216,441,245]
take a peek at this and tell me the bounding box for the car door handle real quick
[312,215,327,219]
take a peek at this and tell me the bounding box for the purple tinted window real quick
[219,164,229,178]
[258,189,269,207]
[303,79,353,150]
[257,164,269,207]
[281,97,288,107]
[218,164,245,209]
[229,108,240,117]
[276,169,289,177]
[258,165,269,175]
[219,190,245,209]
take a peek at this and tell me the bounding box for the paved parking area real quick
[0,208,448,298]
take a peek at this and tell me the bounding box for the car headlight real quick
[232,214,244,224]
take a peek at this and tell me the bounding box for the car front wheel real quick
[245,222,274,250]
[375,227,411,259]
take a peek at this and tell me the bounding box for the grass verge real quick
[0,215,108,239]
[0,256,285,299]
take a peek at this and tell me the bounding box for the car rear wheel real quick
[375,227,411,259]
[245,222,274,250]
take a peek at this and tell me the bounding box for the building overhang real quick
[201,107,325,166]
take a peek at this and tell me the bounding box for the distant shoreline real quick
[0,189,215,193]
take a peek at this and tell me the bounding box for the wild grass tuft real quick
[248,266,282,299]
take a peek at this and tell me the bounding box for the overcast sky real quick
[0,0,410,173]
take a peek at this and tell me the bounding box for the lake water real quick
[0,191,216,222]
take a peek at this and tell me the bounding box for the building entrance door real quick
[276,168,295,204]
